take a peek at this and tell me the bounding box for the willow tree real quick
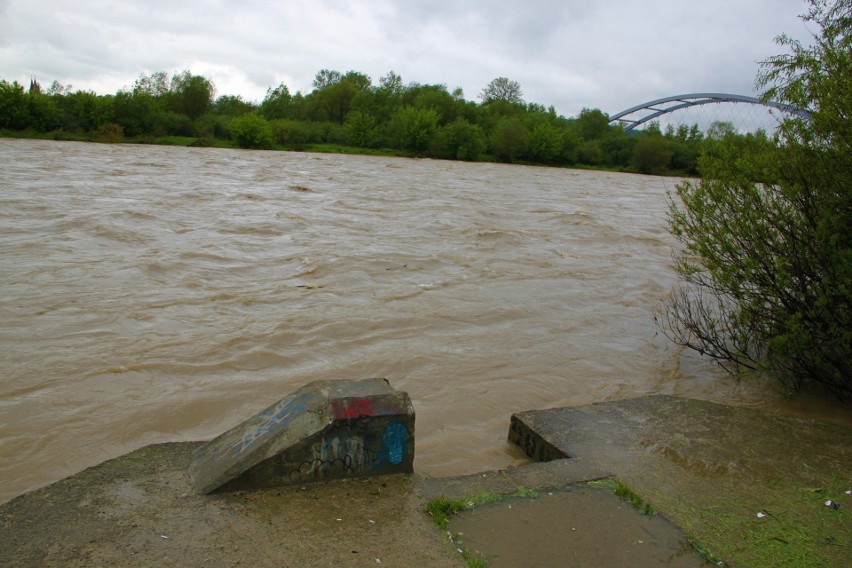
[659,0,851,399]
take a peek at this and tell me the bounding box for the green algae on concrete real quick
[509,395,852,568]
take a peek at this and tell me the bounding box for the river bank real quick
[2,396,849,567]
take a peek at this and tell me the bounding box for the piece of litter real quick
[335,518,343,521]
[756,512,766,519]
[376,559,381,565]
[368,520,376,524]
[846,490,851,495]
[160,535,169,539]
[825,500,840,510]
[457,549,463,554]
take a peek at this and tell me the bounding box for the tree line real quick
[2,68,750,175]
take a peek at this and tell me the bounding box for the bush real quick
[344,110,380,148]
[659,0,852,399]
[270,119,332,146]
[228,114,274,149]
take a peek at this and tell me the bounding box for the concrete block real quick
[190,378,414,494]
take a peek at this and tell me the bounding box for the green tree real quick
[0,79,31,129]
[261,83,292,120]
[170,72,215,120]
[306,71,369,124]
[344,110,380,147]
[490,116,527,162]
[435,118,486,161]
[633,133,673,174]
[575,108,610,140]
[479,77,523,104]
[576,139,603,165]
[388,106,439,152]
[28,91,62,131]
[112,90,161,136]
[64,91,112,132]
[229,114,274,149]
[134,71,171,97]
[659,0,852,399]
[213,95,255,117]
[706,120,736,140]
[312,69,342,89]
[412,85,457,125]
[525,122,563,163]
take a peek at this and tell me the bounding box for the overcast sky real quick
[0,0,814,118]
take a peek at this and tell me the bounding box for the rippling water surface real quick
[1,139,844,503]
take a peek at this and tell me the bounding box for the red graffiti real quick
[331,398,376,419]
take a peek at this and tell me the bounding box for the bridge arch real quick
[609,93,809,132]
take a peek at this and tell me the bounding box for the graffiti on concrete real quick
[380,422,409,465]
[285,421,411,482]
[228,392,314,458]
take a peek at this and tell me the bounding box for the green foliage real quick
[490,116,527,162]
[261,83,292,120]
[388,106,439,152]
[64,91,113,132]
[479,77,523,104]
[576,108,610,140]
[213,95,256,117]
[633,133,673,174]
[425,496,466,529]
[576,139,603,166]
[112,90,159,137]
[27,92,62,131]
[170,71,215,120]
[271,119,318,145]
[660,0,852,399]
[0,80,32,130]
[344,110,380,148]
[436,118,486,161]
[613,481,656,515]
[412,85,457,125]
[525,122,563,163]
[3,65,777,175]
[228,114,274,149]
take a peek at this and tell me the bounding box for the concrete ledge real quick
[190,378,415,494]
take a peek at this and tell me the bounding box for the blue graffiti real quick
[380,422,409,465]
[229,392,314,457]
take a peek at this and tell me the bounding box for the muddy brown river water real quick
[1,139,847,504]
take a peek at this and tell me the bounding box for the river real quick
[0,139,845,503]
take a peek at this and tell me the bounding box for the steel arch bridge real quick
[609,93,810,132]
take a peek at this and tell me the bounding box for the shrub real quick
[659,0,852,399]
[228,114,274,149]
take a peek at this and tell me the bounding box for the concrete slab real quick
[2,395,848,567]
[0,442,459,568]
[190,378,415,494]
[509,395,852,566]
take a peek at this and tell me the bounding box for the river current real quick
[1,139,845,503]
